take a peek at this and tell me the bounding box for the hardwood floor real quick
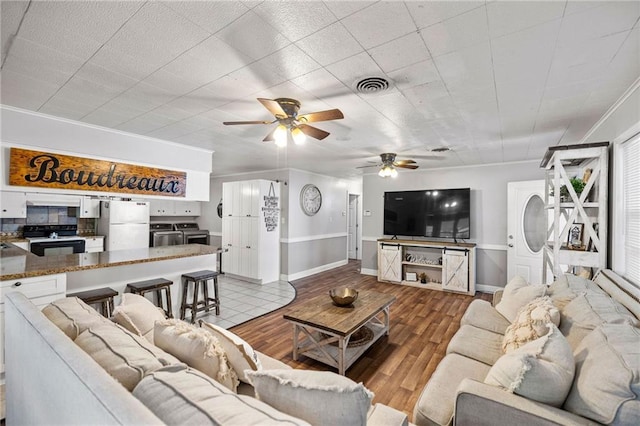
[231,260,492,419]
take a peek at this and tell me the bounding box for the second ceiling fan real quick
[223,98,344,146]
[358,153,419,177]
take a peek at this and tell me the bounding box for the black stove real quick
[23,224,78,238]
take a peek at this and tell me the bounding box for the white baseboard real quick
[360,268,377,276]
[282,259,348,282]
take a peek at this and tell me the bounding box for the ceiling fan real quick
[358,153,419,178]
[223,98,344,146]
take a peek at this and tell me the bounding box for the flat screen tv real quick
[384,188,471,239]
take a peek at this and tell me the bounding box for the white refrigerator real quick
[98,201,150,251]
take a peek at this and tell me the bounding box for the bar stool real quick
[180,270,220,324]
[126,278,173,318]
[68,287,118,317]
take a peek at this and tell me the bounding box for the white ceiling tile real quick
[82,108,136,128]
[407,1,484,29]
[74,63,139,94]
[116,117,167,135]
[112,82,177,113]
[0,70,60,110]
[341,2,416,49]
[48,77,121,111]
[253,2,336,42]
[216,10,290,60]
[487,1,565,39]
[161,36,252,86]
[295,23,363,67]
[434,42,494,91]
[502,137,534,162]
[195,76,260,105]
[557,2,640,47]
[389,59,440,91]
[162,1,250,34]
[105,2,210,66]
[142,69,206,96]
[256,44,321,81]
[89,46,161,81]
[291,68,354,100]
[420,6,489,57]
[323,1,375,19]
[226,61,288,94]
[369,32,431,73]
[564,1,602,16]
[16,1,143,60]
[1,0,29,61]
[40,95,98,120]
[147,121,203,140]
[2,37,85,86]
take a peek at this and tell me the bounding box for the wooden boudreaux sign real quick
[9,147,187,197]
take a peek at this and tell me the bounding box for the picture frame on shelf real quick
[405,272,417,282]
[568,223,585,250]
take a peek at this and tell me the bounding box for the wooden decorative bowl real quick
[329,287,358,307]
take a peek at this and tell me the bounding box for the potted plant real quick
[419,272,428,284]
[551,177,586,202]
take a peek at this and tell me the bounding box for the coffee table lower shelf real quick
[290,312,389,375]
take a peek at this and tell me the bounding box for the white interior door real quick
[348,195,358,259]
[507,180,550,284]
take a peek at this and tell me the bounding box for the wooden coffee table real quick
[283,289,396,375]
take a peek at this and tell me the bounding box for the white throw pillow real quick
[200,321,261,383]
[564,324,640,424]
[485,324,575,407]
[495,276,547,322]
[246,369,373,426]
[154,319,238,392]
[502,296,560,353]
[112,293,166,343]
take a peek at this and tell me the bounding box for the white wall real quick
[0,106,212,200]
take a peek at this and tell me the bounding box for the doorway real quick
[507,180,551,284]
[348,194,359,260]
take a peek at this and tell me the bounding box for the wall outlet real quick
[364,210,372,217]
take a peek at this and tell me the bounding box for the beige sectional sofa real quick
[5,291,409,425]
[414,269,640,426]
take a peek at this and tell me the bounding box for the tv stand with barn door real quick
[377,239,476,295]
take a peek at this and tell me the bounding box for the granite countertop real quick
[0,242,218,281]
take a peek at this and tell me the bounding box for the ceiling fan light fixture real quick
[291,126,306,145]
[378,164,397,178]
[274,124,288,147]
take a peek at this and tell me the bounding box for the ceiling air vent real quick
[355,77,389,94]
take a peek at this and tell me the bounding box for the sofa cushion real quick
[42,297,111,340]
[460,299,510,335]
[446,325,504,366]
[112,293,166,344]
[200,320,262,383]
[564,323,640,424]
[502,296,560,353]
[484,324,574,407]
[559,292,639,351]
[245,369,373,426]
[75,324,179,391]
[548,273,606,310]
[414,353,491,426]
[154,319,238,392]
[133,365,309,425]
[495,276,547,322]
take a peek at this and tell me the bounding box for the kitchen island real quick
[1,242,219,316]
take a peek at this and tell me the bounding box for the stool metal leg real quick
[203,279,210,313]
[180,278,188,320]
[191,280,199,324]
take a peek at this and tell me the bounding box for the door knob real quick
[508,235,514,239]
[508,243,514,247]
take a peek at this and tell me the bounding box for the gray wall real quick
[361,161,545,288]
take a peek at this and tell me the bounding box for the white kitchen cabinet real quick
[0,192,27,218]
[79,197,100,218]
[222,180,280,283]
[149,199,201,216]
[0,273,66,376]
[84,236,104,253]
[11,242,28,251]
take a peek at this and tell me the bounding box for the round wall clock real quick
[300,184,322,216]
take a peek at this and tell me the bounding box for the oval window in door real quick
[522,194,545,253]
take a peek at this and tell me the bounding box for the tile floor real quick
[198,274,296,329]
